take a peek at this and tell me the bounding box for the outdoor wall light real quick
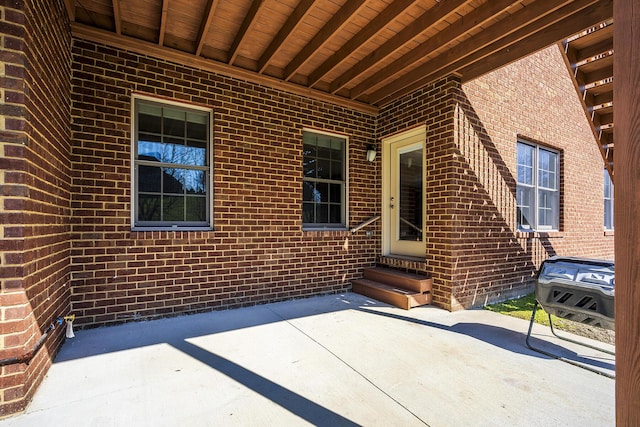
[366,144,377,162]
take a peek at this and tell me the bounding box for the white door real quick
[382,126,426,257]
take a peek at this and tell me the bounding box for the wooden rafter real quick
[283,0,368,81]
[330,0,471,95]
[158,0,169,46]
[307,0,419,87]
[257,0,316,73]
[70,0,614,109]
[559,17,614,179]
[64,0,76,21]
[112,0,121,34]
[372,0,603,105]
[459,0,611,82]
[195,0,221,56]
[573,38,613,63]
[70,22,378,115]
[228,0,265,65]
[351,0,521,99]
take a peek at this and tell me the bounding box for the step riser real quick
[352,272,432,310]
[353,281,412,310]
[363,268,431,293]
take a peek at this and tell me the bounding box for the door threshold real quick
[384,254,425,262]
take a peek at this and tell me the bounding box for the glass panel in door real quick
[398,148,423,242]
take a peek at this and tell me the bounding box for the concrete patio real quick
[2,293,614,426]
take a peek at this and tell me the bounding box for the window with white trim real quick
[132,96,212,229]
[604,169,614,230]
[302,130,347,228]
[516,141,559,231]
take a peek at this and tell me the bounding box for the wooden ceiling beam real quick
[307,0,419,88]
[64,0,75,21]
[228,0,265,65]
[283,0,368,81]
[158,0,169,46]
[328,0,470,94]
[582,65,614,86]
[459,0,612,83]
[598,112,614,126]
[351,0,518,99]
[195,0,221,56]
[371,0,598,105]
[71,22,379,115]
[257,0,316,73]
[113,0,121,34]
[593,90,613,106]
[573,38,614,63]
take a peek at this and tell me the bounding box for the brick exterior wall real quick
[0,0,71,416]
[0,5,615,418]
[69,40,379,327]
[378,47,614,311]
[377,76,461,309]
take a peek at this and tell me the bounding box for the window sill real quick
[604,230,614,237]
[302,227,350,236]
[516,231,563,239]
[131,226,213,232]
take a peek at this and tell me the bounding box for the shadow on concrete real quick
[55,296,355,362]
[357,306,615,373]
[171,339,358,426]
[55,295,364,425]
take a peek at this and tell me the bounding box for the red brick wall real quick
[378,47,614,310]
[377,76,461,309]
[69,40,379,327]
[456,46,614,308]
[0,0,71,416]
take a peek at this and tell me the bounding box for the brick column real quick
[0,0,72,417]
[0,1,31,415]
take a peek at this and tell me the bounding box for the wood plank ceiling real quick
[66,0,613,113]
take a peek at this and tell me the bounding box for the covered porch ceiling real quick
[66,0,613,114]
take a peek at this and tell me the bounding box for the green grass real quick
[484,293,571,329]
[485,292,615,344]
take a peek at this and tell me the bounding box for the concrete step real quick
[363,267,432,293]
[352,278,432,310]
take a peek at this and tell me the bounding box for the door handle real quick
[390,196,394,209]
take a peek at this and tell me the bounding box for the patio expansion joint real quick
[265,305,431,427]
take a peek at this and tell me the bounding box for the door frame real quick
[381,125,426,258]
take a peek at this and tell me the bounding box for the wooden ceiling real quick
[66,0,613,112]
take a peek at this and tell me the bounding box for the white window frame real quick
[131,94,213,231]
[302,129,349,230]
[604,169,614,230]
[516,141,560,232]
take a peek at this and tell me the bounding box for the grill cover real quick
[536,256,614,330]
